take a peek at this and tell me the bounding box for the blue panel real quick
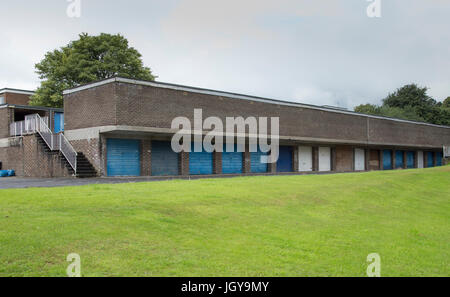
[427,152,434,167]
[222,144,243,174]
[406,151,415,169]
[189,143,213,175]
[383,150,392,170]
[151,141,179,176]
[395,151,404,168]
[107,139,141,177]
[436,152,443,166]
[54,113,64,133]
[277,146,293,173]
[251,148,268,173]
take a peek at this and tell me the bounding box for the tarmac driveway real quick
[0,176,177,189]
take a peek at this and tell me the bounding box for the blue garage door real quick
[107,139,141,177]
[436,152,443,166]
[427,152,434,167]
[277,146,293,173]
[54,112,64,133]
[383,150,393,170]
[395,151,404,168]
[152,141,179,176]
[189,143,213,175]
[406,151,415,169]
[222,144,243,174]
[251,148,268,173]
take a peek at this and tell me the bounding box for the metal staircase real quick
[10,114,97,178]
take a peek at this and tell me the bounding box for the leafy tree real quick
[354,104,379,115]
[30,33,156,107]
[355,84,450,126]
[443,97,450,108]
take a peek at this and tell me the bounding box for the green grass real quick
[0,166,449,277]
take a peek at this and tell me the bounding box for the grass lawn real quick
[0,166,449,277]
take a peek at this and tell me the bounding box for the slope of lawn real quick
[0,166,449,277]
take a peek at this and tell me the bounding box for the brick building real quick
[1,77,449,178]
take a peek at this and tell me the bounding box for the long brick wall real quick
[64,80,450,149]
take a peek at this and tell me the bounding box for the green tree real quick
[354,104,380,115]
[355,84,450,126]
[443,97,450,108]
[30,33,156,107]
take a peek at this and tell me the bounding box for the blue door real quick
[222,144,243,174]
[395,151,404,168]
[54,112,64,133]
[277,146,293,172]
[436,152,443,166]
[427,152,434,167]
[107,139,141,176]
[383,150,393,170]
[251,148,268,173]
[406,151,415,168]
[189,143,213,175]
[151,141,179,176]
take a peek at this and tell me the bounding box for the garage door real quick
[354,148,365,171]
[298,146,313,172]
[251,149,268,173]
[107,138,141,177]
[319,147,331,172]
[427,152,434,167]
[189,143,213,175]
[277,146,293,172]
[436,152,443,166]
[417,151,424,168]
[395,151,404,169]
[222,144,243,174]
[406,151,415,168]
[152,141,179,176]
[383,150,392,170]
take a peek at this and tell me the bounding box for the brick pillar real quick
[180,151,190,176]
[424,152,428,168]
[293,146,299,172]
[214,151,222,174]
[365,149,370,171]
[141,140,151,176]
[269,159,277,173]
[243,143,251,174]
[392,150,396,169]
[433,152,437,167]
[312,147,319,171]
[379,150,383,170]
[403,151,407,169]
[330,147,336,171]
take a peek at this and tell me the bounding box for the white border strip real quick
[63,77,450,129]
[0,88,35,96]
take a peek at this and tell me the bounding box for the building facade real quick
[1,77,449,178]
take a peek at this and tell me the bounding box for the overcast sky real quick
[1,0,449,108]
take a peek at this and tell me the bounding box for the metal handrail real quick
[9,114,77,174]
[59,133,77,172]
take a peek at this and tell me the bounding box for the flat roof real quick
[0,103,63,112]
[63,77,450,129]
[0,88,35,96]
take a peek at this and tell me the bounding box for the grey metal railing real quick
[9,114,77,174]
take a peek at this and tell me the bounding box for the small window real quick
[0,96,5,104]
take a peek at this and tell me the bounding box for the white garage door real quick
[354,148,365,171]
[319,147,331,172]
[417,151,424,168]
[298,146,313,172]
